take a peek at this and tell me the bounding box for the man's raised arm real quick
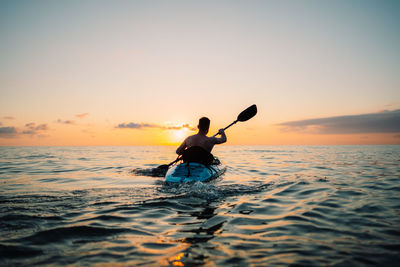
[213,129,227,144]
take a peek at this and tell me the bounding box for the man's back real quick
[185,133,215,153]
[176,129,226,155]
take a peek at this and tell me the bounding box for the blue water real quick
[1,146,400,266]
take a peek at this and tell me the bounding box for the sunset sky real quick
[1,0,399,145]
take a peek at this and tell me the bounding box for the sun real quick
[173,129,188,141]
[168,127,194,144]
[165,123,196,144]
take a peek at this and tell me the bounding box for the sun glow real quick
[172,128,190,143]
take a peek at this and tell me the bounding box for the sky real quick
[1,0,399,145]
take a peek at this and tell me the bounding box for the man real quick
[176,117,226,165]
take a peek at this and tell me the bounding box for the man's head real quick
[198,117,210,133]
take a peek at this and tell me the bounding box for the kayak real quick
[165,162,226,184]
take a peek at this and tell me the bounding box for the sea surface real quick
[1,145,400,266]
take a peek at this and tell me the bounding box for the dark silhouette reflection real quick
[165,197,227,265]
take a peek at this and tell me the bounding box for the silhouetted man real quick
[176,117,226,165]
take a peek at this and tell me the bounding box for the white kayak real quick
[165,162,226,184]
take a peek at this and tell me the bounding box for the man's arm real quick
[213,129,227,144]
[176,138,187,155]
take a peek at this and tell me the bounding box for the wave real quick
[159,181,273,201]
[12,225,134,245]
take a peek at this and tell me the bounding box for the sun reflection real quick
[169,252,185,266]
[172,261,184,267]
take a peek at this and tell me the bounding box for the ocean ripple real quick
[0,145,400,266]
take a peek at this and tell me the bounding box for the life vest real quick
[182,146,214,166]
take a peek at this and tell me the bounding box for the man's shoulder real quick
[206,135,217,141]
[186,134,198,140]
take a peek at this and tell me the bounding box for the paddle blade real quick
[157,164,169,170]
[237,104,257,122]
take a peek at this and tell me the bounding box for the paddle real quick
[156,104,257,171]
[212,104,257,137]
[155,156,181,171]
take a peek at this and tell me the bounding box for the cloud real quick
[278,110,400,134]
[165,124,197,131]
[76,113,89,118]
[57,119,75,125]
[0,122,50,139]
[116,122,196,131]
[3,116,15,120]
[116,122,159,129]
[22,123,49,136]
[0,127,18,138]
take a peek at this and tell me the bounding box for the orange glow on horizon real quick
[0,121,399,146]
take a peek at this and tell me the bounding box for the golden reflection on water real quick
[106,231,190,266]
[168,252,185,266]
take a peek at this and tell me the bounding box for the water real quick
[1,146,399,266]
